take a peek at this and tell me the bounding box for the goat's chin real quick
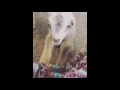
[54,42,62,48]
[54,39,64,48]
[54,44,61,48]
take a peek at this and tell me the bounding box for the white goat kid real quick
[40,12,76,67]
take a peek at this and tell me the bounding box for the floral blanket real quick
[33,46,87,78]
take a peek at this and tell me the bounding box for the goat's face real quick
[47,12,75,46]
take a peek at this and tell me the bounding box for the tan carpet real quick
[33,12,87,64]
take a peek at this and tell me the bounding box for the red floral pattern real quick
[33,46,87,78]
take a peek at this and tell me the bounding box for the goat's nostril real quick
[54,39,60,43]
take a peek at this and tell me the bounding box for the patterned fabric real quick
[33,45,87,78]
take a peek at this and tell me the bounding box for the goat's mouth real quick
[54,39,64,48]
[54,44,61,48]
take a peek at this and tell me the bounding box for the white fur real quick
[48,12,76,46]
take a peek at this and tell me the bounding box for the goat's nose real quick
[54,39,60,43]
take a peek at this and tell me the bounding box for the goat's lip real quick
[53,39,64,48]
[54,42,62,48]
[54,44,61,48]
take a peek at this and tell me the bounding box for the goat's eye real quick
[67,25,70,28]
[48,24,50,27]
[48,24,51,30]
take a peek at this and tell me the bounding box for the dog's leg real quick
[39,33,53,64]
[33,12,35,28]
[56,40,72,67]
